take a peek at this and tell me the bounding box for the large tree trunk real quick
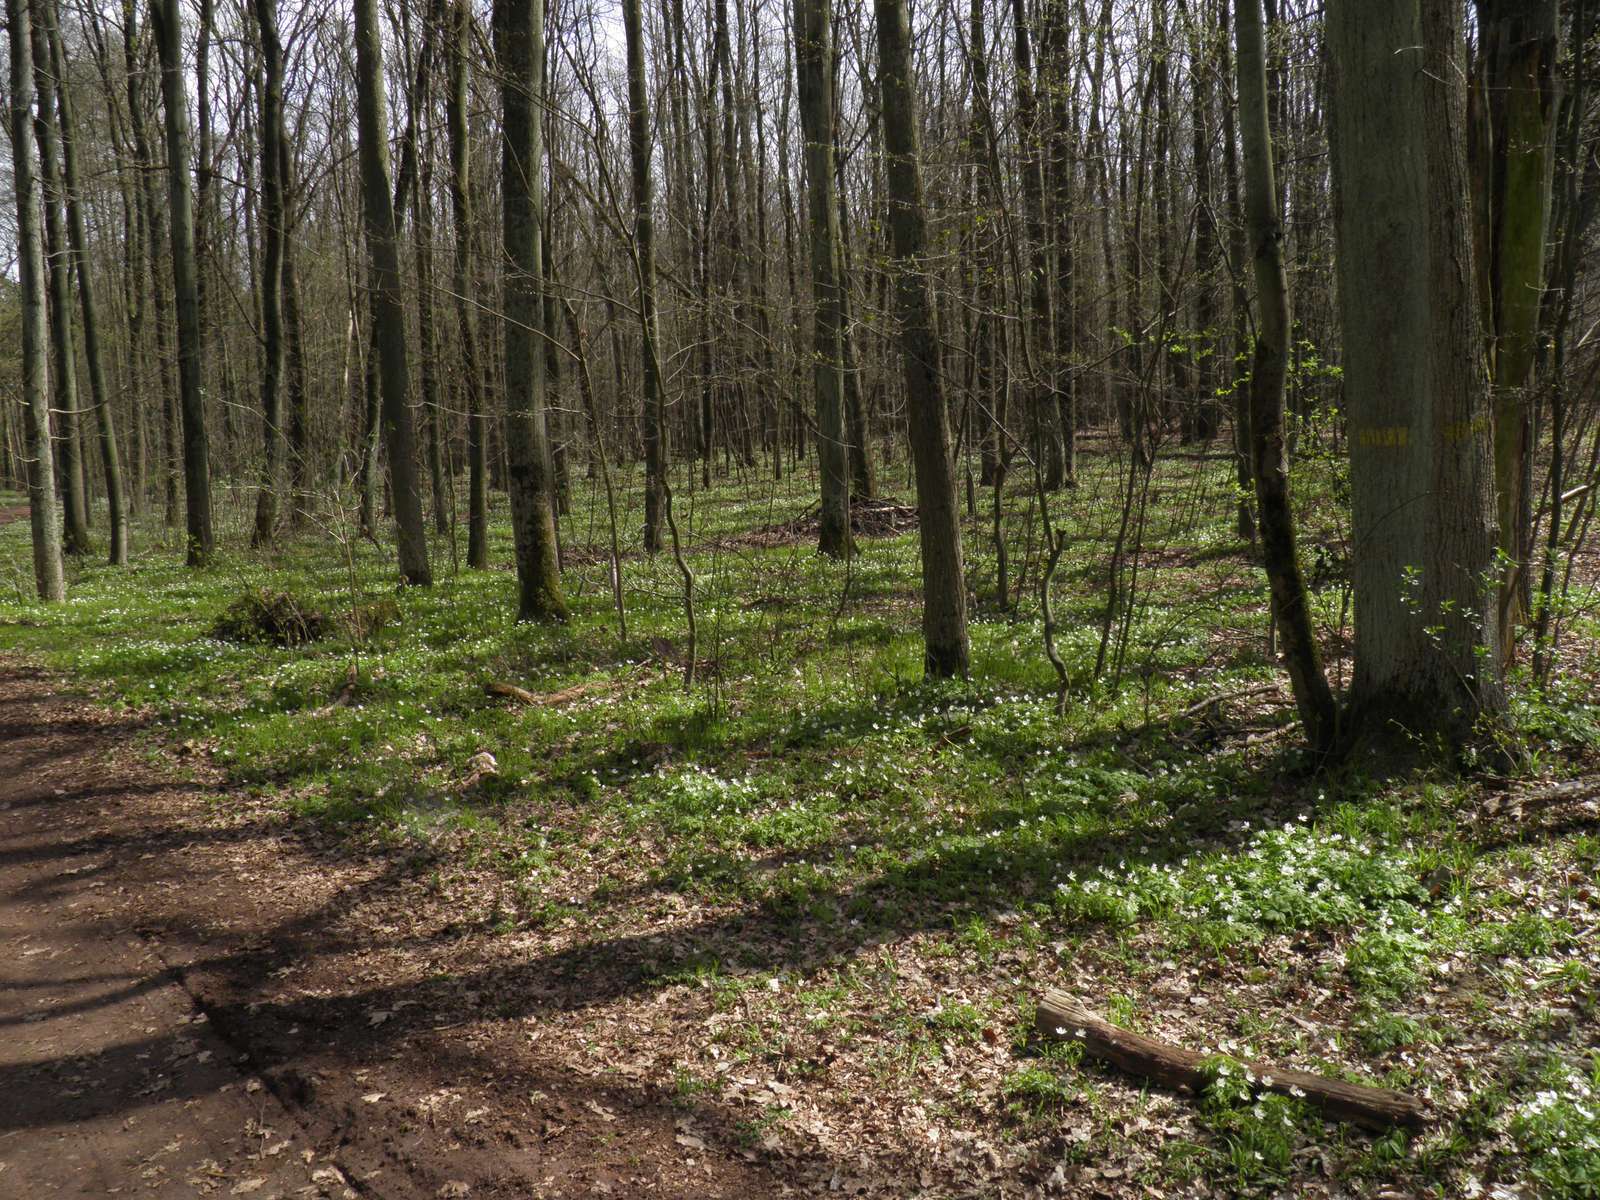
[151,0,214,566]
[874,0,970,678]
[1469,0,1560,651]
[794,0,852,558]
[7,0,65,600]
[251,0,287,547]
[1328,0,1506,739]
[1236,0,1337,751]
[495,0,567,619]
[353,0,432,585]
[47,3,128,565]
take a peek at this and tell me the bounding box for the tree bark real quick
[251,0,287,547]
[1328,0,1506,739]
[46,0,128,565]
[445,0,488,569]
[7,0,65,600]
[874,0,970,678]
[1469,0,1560,650]
[1035,991,1427,1132]
[353,0,432,585]
[495,0,567,619]
[794,0,852,558]
[151,0,215,566]
[621,0,668,547]
[29,0,91,558]
[1237,0,1338,751]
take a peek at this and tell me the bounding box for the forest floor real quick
[0,658,792,1198]
[2,450,1600,1198]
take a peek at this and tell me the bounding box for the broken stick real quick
[310,664,360,718]
[1034,990,1427,1132]
[485,681,538,705]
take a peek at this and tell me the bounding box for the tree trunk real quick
[29,0,91,558]
[282,168,311,527]
[495,0,567,619]
[353,0,432,585]
[251,0,287,547]
[445,0,488,569]
[7,0,65,600]
[621,0,668,545]
[1219,0,1256,541]
[151,0,214,566]
[47,0,128,565]
[794,0,852,558]
[1328,0,1506,739]
[874,0,970,678]
[1236,0,1337,751]
[1470,0,1560,651]
[1010,0,1062,489]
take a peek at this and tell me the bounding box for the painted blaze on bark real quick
[1328,0,1505,737]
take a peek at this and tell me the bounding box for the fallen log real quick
[1034,990,1428,1132]
[487,677,630,707]
[485,681,538,705]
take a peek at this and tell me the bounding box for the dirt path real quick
[0,663,805,1198]
[0,669,359,1197]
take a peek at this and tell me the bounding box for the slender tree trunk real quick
[1237,0,1337,751]
[1469,0,1560,650]
[282,172,311,526]
[495,0,566,618]
[29,0,90,557]
[1010,0,1062,489]
[635,5,667,554]
[47,3,128,565]
[794,0,851,557]
[1219,0,1256,541]
[874,0,970,677]
[445,0,488,568]
[1188,0,1221,443]
[251,0,287,547]
[151,0,214,566]
[353,0,432,584]
[7,0,65,599]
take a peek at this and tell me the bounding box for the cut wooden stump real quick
[1034,990,1428,1132]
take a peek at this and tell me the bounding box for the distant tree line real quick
[3,0,1598,752]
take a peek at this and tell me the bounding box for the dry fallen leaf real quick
[229,1180,266,1196]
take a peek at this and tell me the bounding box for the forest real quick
[1,0,1599,1194]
